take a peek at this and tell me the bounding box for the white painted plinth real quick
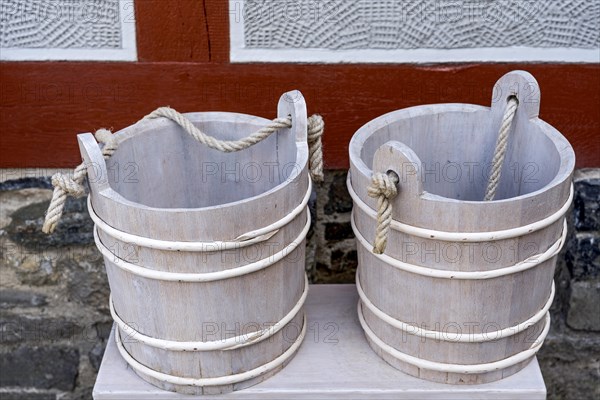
[93,284,547,399]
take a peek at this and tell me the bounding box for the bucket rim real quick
[349,102,575,206]
[87,110,310,213]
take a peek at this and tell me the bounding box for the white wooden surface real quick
[94,284,547,400]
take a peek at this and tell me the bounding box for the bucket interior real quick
[360,109,562,201]
[105,118,299,208]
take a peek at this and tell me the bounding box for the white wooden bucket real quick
[79,92,311,394]
[348,71,575,384]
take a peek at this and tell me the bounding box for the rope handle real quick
[485,70,540,200]
[43,108,324,234]
[484,96,519,201]
[368,95,521,254]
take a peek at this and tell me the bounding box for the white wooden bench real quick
[93,284,546,399]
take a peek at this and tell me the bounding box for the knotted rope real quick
[43,109,324,234]
[307,114,325,181]
[42,129,116,234]
[485,96,519,201]
[367,171,399,254]
[368,97,519,254]
[144,108,324,182]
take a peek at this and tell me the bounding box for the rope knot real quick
[42,129,112,234]
[368,171,399,255]
[50,173,86,198]
[95,128,118,158]
[42,163,89,234]
[368,172,398,200]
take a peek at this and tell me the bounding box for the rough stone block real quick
[573,169,600,232]
[565,233,600,281]
[0,392,56,400]
[566,280,600,331]
[0,176,52,192]
[0,314,83,344]
[0,289,47,309]
[6,197,93,250]
[538,333,600,400]
[94,321,114,341]
[10,256,61,287]
[324,171,352,215]
[0,345,79,390]
[61,257,109,309]
[324,222,354,241]
[314,249,358,284]
[89,341,107,372]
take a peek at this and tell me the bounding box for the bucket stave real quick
[348,71,574,384]
[81,92,311,394]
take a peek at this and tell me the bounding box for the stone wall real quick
[0,172,111,399]
[0,168,598,399]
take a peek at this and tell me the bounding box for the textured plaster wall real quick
[243,0,600,49]
[0,0,136,60]
[1,0,123,49]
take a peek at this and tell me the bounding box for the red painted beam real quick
[1,63,598,168]
[135,0,210,62]
[205,0,230,63]
[134,0,229,63]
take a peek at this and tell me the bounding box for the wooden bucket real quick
[80,91,311,394]
[348,71,574,384]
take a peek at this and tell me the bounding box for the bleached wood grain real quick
[81,92,311,394]
[94,285,546,399]
[348,71,574,384]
